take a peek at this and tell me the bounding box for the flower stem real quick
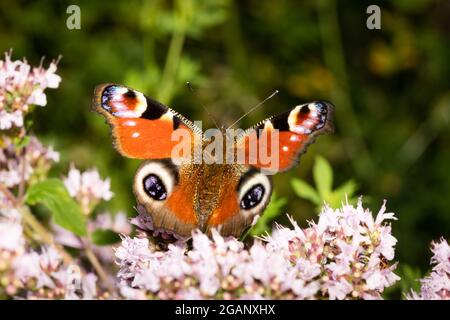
[157,0,190,104]
[84,239,115,293]
[20,206,74,264]
[316,0,375,180]
[19,206,53,244]
[17,127,28,202]
[17,146,27,202]
[158,31,186,104]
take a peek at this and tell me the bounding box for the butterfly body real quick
[93,83,334,238]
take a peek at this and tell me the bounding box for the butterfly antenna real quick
[186,82,221,130]
[227,89,279,129]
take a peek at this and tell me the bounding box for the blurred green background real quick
[1,0,449,282]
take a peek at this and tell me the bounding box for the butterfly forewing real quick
[93,83,200,160]
[234,101,334,173]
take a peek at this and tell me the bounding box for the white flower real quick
[375,200,397,225]
[81,169,113,201]
[39,246,62,272]
[408,238,450,300]
[92,212,131,235]
[378,225,397,260]
[0,207,21,220]
[64,165,81,197]
[176,288,202,300]
[45,145,60,162]
[119,286,147,300]
[431,239,450,274]
[40,62,61,89]
[27,88,47,106]
[52,223,84,248]
[0,136,59,188]
[116,201,400,300]
[81,273,98,300]
[0,166,22,188]
[0,110,23,130]
[13,251,41,279]
[0,219,24,251]
[0,51,61,130]
[326,278,352,300]
[63,165,114,214]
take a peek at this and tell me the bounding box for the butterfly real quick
[93,84,334,239]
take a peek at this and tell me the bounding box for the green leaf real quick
[334,179,357,197]
[399,265,422,294]
[14,136,30,149]
[291,178,321,205]
[329,179,358,207]
[250,193,287,236]
[25,179,87,236]
[313,155,333,197]
[92,229,121,245]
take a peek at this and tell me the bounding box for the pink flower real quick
[52,223,84,248]
[92,212,131,235]
[408,238,450,300]
[0,218,24,251]
[39,246,62,272]
[430,239,450,274]
[13,251,42,279]
[63,165,113,214]
[119,286,147,300]
[38,62,61,89]
[80,273,98,300]
[0,51,61,130]
[0,136,59,188]
[27,88,47,106]
[0,110,23,130]
[326,278,352,300]
[116,200,400,300]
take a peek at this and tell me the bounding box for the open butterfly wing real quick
[93,84,200,160]
[234,101,334,173]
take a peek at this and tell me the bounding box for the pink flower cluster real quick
[63,165,113,215]
[407,238,450,300]
[0,136,59,188]
[55,166,126,266]
[115,200,400,299]
[0,207,99,299]
[0,51,61,130]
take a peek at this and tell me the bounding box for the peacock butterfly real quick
[92,83,334,238]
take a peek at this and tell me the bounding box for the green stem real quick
[20,206,53,244]
[316,0,375,180]
[157,0,193,104]
[84,239,114,292]
[158,31,186,104]
[224,0,249,83]
[20,205,73,264]
[17,127,27,202]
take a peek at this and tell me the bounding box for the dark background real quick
[1,0,449,289]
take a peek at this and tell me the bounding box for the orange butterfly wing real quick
[93,84,199,160]
[235,101,334,172]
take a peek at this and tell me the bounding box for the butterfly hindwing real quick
[93,84,199,160]
[235,101,334,172]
